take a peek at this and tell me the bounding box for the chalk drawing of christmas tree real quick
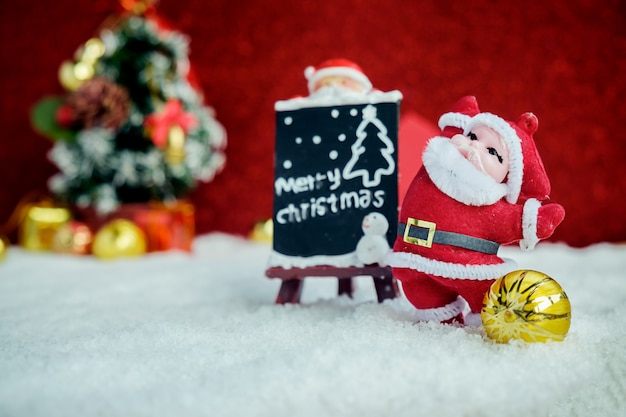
[342,104,395,188]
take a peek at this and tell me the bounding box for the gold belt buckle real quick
[403,218,436,248]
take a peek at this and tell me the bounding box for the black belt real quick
[398,218,500,255]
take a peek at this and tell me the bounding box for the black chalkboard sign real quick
[269,94,401,269]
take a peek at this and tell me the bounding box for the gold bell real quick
[165,125,186,165]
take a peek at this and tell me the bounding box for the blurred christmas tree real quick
[32,0,226,214]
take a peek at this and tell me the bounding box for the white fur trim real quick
[411,296,467,322]
[422,136,507,206]
[274,90,402,111]
[385,250,516,280]
[463,312,483,326]
[268,250,357,269]
[464,113,524,204]
[305,66,373,94]
[519,198,541,251]
[438,112,472,131]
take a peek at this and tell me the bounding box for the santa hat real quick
[438,96,551,204]
[304,58,373,94]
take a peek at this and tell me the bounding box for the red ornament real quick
[55,104,76,128]
[144,99,198,147]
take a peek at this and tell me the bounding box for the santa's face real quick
[313,75,365,94]
[450,124,510,183]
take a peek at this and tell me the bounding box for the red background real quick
[1,0,625,247]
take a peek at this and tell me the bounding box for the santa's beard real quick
[450,135,491,176]
[422,136,508,206]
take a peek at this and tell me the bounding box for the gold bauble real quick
[92,219,147,260]
[73,62,95,82]
[52,221,93,255]
[0,234,9,260]
[59,60,83,91]
[250,219,273,244]
[80,38,106,63]
[482,270,571,343]
[59,61,95,92]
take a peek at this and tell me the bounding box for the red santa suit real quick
[386,96,565,324]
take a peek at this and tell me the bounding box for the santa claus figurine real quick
[304,58,374,97]
[386,96,565,325]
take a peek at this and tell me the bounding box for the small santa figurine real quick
[386,96,565,325]
[304,58,374,97]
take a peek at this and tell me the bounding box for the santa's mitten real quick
[537,203,565,239]
[520,199,565,250]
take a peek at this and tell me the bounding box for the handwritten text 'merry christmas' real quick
[274,168,386,224]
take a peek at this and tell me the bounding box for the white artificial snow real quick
[268,249,358,269]
[274,90,403,111]
[0,234,625,417]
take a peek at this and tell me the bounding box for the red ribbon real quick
[144,99,198,147]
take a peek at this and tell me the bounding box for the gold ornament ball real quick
[58,61,83,91]
[92,219,147,260]
[58,59,96,92]
[80,38,106,63]
[0,234,9,261]
[481,270,572,344]
[250,219,273,244]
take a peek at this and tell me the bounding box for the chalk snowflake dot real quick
[350,108,358,116]
[283,160,292,169]
[312,135,322,144]
[284,116,293,125]
[331,109,340,118]
[295,137,302,144]
[338,134,346,142]
[329,150,338,160]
